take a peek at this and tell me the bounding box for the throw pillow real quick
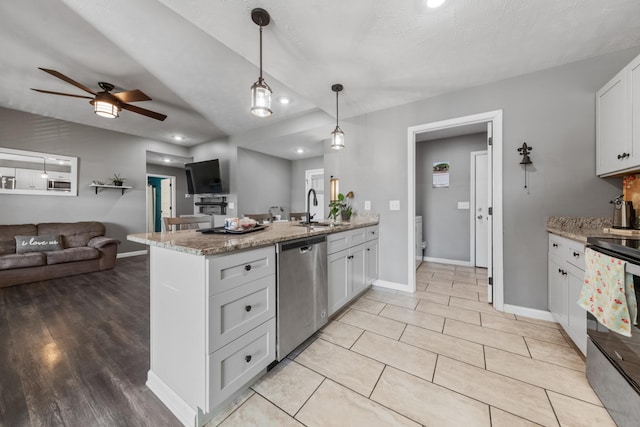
[15,235,63,254]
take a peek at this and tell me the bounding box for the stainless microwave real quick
[47,179,71,191]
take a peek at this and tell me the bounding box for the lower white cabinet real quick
[547,233,587,355]
[328,226,378,316]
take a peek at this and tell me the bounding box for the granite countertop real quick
[127,217,379,256]
[546,216,614,243]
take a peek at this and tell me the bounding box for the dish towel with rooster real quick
[578,248,637,337]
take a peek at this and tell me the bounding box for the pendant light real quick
[331,84,344,150]
[250,8,272,118]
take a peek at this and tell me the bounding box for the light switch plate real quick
[364,200,371,211]
[228,202,235,209]
[457,201,470,210]
[185,194,191,198]
[389,200,400,211]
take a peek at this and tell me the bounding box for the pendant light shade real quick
[331,84,344,150]
[250,8,272,118]
[329,176,339,202]
[94,100,120,119]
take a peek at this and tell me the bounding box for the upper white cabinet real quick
[596,53,640,176]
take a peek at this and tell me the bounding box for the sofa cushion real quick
[0,252,46,270]
[0,224,37,256]
[15,235,63,254]
[38,222,105,248]
[46,247,100,265]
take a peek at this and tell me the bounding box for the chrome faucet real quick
[305,188,318,225]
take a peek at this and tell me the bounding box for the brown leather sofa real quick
[0,222,120,287]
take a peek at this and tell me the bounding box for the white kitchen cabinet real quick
[596,52,640,176]
[327,226,377,316]
[15,168,47,190]
[147,245,276,426]
[0,166,15,177]
[547,233,587,355]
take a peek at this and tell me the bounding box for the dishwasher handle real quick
[299,246,313,254]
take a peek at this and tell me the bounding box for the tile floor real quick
[209,262,615,427]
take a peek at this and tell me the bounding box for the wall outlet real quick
[457,201,470,210]
[185,193,191,198]
[389,200,400,211]
[228,202,235,210]
[364,200,371,211]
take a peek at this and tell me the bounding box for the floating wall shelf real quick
[90,183,132,195]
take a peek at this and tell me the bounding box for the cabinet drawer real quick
[366,225,379,241]
[207,246,275,295]
[327,231,350,254]
[548,234,565,259]
[208,318,276,409]
[349,228,367,246]
[209,275,275,353]
[565,240,585,271]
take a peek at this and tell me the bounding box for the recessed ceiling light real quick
[426,0,446,8]
[173,135,184,141]
[295,148,304,154]
[164,158,171,163]
[279,97,291,105]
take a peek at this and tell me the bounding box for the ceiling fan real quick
[30,68,167,121]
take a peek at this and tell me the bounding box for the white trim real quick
[503,304,556,323]
[408,110,504,310]
[423,256,472,267]
[146,370,196,427]
[373,279,409,292]
[117,250,148,258]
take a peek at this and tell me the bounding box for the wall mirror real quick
[0,147,78,196]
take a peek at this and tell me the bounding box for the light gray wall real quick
[416,133,487,262]
[146,163,192,216]
[0,107,191,253]
[290,156,324,214]
[326,47,638,310]
[236,148,292,217]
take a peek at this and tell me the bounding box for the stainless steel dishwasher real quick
[277,235,327,360]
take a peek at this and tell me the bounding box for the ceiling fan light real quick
[426,0,446,8]
[94,100,119,119]
[331,126,345,150]
[251,79,272,118]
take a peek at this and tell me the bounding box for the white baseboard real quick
[373,279,411,293]
[147,370,195,427]
[423,256,472,267]
[117,250,148,258]
[503,304,555,322]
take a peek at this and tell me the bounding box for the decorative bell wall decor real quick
[517,142,532,188]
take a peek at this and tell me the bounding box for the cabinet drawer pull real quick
[245,305,252,312]
[245,355,252,363]
[347,255,354,260]
[552,243,558,248]
[573,252,580,257]
[244,264,252,271]
[367,248,370,251]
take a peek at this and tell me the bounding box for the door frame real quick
[470,150,488,269]
[407,110,504,311]
[145,173,177,232]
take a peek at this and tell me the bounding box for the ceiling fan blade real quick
[30,88,94,99]
[121,103,167,121]
[113,89,151,103]
[38,68,96,95]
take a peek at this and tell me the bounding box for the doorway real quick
[305,168,325,221]
[146,174,177,232]
[408,110,503,311]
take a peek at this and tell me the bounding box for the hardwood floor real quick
[0,256,181,427]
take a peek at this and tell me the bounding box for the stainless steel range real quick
[586,237,640,427]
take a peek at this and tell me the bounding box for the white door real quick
[147,184,155,232]
[305,168,324,221]
[473,151,489,268]
[160,179,172,227]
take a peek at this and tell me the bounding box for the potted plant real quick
[111,173,127,187]
[329,192,353,221]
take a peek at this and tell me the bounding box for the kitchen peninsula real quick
[127,218,379,427]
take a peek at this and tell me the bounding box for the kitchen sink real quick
[295,221,339,228]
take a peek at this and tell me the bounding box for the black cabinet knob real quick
[552,243,558,248]
[573,252,580,257]
[245,305,252,312]
[245,355,252,363]
[244,264,252,271]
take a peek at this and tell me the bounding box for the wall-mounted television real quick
[185,159,223,194]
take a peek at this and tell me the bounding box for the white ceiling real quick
[1,0,640,160]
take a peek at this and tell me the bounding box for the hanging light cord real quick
[335,90,339,127]
[258,22,264,83]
